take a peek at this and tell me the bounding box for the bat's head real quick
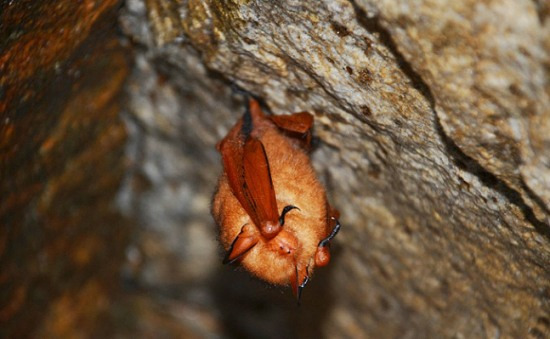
[238,207,332,299]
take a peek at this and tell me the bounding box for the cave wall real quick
[121,0,550,337]
[1,0,549,338]
[0,1,130,337]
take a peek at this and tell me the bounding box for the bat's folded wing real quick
[242,137,280,238]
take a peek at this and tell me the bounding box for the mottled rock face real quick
[0,1,130,337]
[357,0,550,221]
[121,0,549,338]
[2,0,549,338]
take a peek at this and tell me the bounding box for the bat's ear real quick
[290,265,310,304]
[270,112,313,134]
[269,112,314,150]
[223,224,259,264]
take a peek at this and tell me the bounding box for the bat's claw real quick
[290,265,309,305]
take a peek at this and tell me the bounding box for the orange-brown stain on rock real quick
[357,68,373,85]
[39,281,109,338]
[0,0,119,85]
[330,21,351,37]
[0,0,131,337]
[0,286,27,323]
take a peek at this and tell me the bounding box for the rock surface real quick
[121,0,549,338]
[1,0,549,338]
[0,1,130,337]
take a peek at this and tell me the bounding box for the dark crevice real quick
[531,0,550,25]
[434,115,550,241]
[521,181,550,218]
[351,1,550,240]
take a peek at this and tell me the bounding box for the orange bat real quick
[211,98,340,302]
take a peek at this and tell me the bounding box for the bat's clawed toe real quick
[290,265,310,305]
[318,218,341,248]
[278,205,299,226]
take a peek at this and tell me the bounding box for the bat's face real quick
[231,204,326,285]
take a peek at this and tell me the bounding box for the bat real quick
[211,98,340,302]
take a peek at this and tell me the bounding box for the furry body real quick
[211,99,338,296]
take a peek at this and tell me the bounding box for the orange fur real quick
[211,99,339,298]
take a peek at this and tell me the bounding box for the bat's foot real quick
[315,218,341,267]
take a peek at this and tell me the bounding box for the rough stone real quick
[121,0,549,337]
[2,0,548,338]
[0,1,131,337]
